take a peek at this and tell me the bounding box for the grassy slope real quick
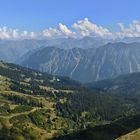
[0,61,79,140]
[116,128,140,140]
[0,61,140,140]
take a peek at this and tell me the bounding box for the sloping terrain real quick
[0,61,81,140]
[87,72,140,96]
[116,128,140,140]
[21,42,140,83]
[53,114,140,140]
[0,37,107,63]
[0,61,139,139]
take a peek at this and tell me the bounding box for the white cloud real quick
[72,18,112,38]
[43,18,112,39]
[116,20,140,38]
[0,27,36,40]
[43,23,75,38]
[1,19,140,40]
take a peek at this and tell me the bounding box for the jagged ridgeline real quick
[0,61,139,140]
[21,42,140,83]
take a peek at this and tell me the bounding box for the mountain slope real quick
[87,72,140,96]
[116,128,140,140]
[0,37,107,63]
[0,39,42,62]
[0,61,139,139]
[53,114,140,140]
[22,42,140,83]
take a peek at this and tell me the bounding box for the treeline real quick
[56,90,137,123]
[2,94,44,107]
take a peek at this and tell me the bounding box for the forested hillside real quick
[0,61,139,140]
[53,114,140,140]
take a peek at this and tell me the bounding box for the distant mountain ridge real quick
[87,72,140,96]
[1,37,140,63]
[1,38,140,83]
[0,37,107,63]
[21,42,140,83]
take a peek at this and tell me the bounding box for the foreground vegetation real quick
[0,61,140,140]
[53,114,140,140]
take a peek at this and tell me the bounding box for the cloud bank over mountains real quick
[1,18,140,40]
[0,27,36,40]
[116,20,140,38]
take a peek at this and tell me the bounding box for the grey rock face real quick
[21,42,140,83]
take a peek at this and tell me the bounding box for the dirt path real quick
[0,107,38,119]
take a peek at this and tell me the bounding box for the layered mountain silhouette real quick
[22,42,140,83]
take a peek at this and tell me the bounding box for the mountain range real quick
[21,42,140,83]
[1,37,140,83]
[0,37,107,63]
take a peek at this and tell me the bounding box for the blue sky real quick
[0,0,140,40]
[0,0,140,31]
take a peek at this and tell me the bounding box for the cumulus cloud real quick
[0,27,36,40]
[1,19,140,40]
[43,23,75,38]
[72,18,112,38]
[116,20,140,38]
[43,18,112,39]
[43,19,140,39]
